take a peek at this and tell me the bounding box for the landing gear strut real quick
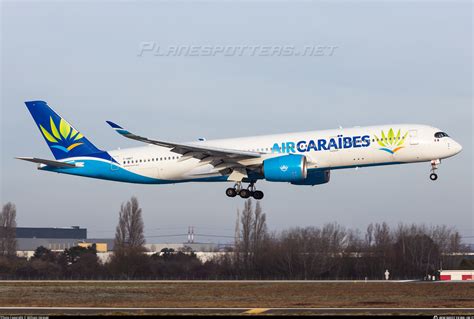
[430,159,440,181]
[225,181,264,200]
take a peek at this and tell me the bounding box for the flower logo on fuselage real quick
[374,128,408,154]
[40,116,84,152]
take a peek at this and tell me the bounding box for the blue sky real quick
[1,1,472,243]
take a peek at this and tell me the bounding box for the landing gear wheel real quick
[252,190,264,200]
[239,189,251,199]
[226,181,262,199]
[430,159,440,181]
[226,188,237,197]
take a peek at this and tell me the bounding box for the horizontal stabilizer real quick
[16,157,77,168]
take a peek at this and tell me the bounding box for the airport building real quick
[14,226,221,262]
[16,226,86,239]
[15,226,88,258]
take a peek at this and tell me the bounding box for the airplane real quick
[17,101,463,200]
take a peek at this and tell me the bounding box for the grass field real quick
[0,281,473,309]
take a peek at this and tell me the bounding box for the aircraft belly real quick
[158,161,213,180]
[182,163,219,179]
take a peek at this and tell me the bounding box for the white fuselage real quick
[102,124,461,183]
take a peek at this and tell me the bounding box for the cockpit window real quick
[434,132,449,138]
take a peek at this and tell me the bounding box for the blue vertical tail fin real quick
[25,101,104,160]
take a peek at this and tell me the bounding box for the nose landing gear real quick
[225,181,264,200]
[430,159,440,181]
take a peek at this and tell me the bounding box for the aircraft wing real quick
[106,121,262,163]
[16,157,77,168]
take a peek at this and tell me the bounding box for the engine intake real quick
[263,154,307,182]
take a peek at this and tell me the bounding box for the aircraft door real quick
[409,130,419,145]
[111,155,120,171]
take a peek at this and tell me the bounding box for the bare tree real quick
[114,204,129,254]
[231,208,241,275]
[110,197,147,278]
[239,200,253,273]
[126,197,145,249]
[0,203,17,257]
[365,223,374,247]
[374,222,391,248]
[251,201,267,275]
[234,208,240,246]
[252,202,267,255]
[114,197,145,254]
[234,200,268,277]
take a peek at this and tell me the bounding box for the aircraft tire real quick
[239,189,251,199]
[226,188,237,197]
[253,191,264,200]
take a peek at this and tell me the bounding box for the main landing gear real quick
[430,159,440,181]
[226,181,264,200]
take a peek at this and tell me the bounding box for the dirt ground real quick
[0,281,472,308]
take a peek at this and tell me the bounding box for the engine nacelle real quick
[291,169,330,186]
[263,155,307,182]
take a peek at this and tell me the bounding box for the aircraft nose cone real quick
[452,141,463,155]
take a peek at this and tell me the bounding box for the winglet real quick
[106,120,122,129]
[106,121,131,136]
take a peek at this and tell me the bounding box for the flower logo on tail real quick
[40,117,84,152]
[374,128,408,154]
